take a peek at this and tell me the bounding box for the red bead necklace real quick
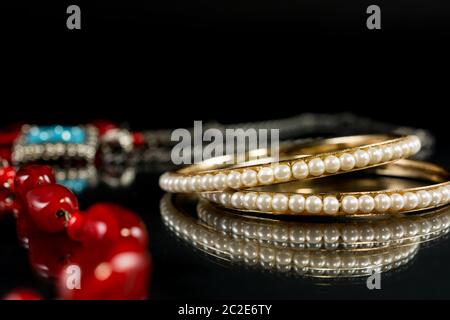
[0,160,152,300]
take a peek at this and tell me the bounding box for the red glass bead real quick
[0,124,22,147]
[89,203,148,247]
[132,132,144,147]
[72,205,121,244]
[2,289,43,300]
[0,165,16,190]
[0,148,11,162]
[67,203,148,247]
[66,211,85,242]
[58,238,151,300]
[16,210,39,248]
[14,165,56,199]
[26,184,79,233]
[91,120,117,137]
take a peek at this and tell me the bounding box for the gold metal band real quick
[160,134,421,193]
[200,160,450,216]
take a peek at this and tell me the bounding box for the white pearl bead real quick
[226,171,242,189]
[241,169,257,187]
[342,196,359,213]
[354,150,370,168]
[417,190,432,208]
[291,161,309,179]
[220,193,231,206]
[431,189,442,205]
[243,192,258,210]
[382,145,394,162]
[339,153,356,171]
[358,195,375,213]
[257,167,274,185]
[409,136,421,154]
[440,187,450,203]
[273,164,292,182]
[323,196,339,214]
[374,194,391,212]
[191,176,202,191]
[390,193,405,211]
[403,192,419,210]
[324,155,340,173]
[230,192,244,208]
[368,147,383,164]
[212,173,227,190]
[400,142,410,157]
[392,144,403,159]
[271,194,289,212]
[201,174,214,190]
[288,195,305,213]
[305,196,323,214]
[308,158,325,176]
[256,194,272,211]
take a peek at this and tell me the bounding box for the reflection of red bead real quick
[59,238,151,300]
[2,289,43,300]
[16,211,38,248]
[0,188,21,216]
[26,184,79,233]
[0,165,16,190]
[0,148,11,162]
[14,165,56,199]
[28,229,82,279]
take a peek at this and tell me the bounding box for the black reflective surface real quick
[2,147,450,299]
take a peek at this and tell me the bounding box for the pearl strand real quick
[159,135,421,193]
[201,184,450,216]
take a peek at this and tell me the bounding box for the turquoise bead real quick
[25,126,86,144]
[57,178,88,194]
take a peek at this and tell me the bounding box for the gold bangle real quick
[200,160,450,216]
[160,193,450,278]
[159,134,421,193]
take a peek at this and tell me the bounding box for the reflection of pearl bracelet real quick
[197,200,450,249]
[201,160,450,216]
[160,135,421,193]
[160,194,425,277]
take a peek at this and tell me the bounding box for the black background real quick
[1,0,450,301]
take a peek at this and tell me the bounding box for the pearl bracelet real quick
[200,160,450,216]
[159,135,421,193]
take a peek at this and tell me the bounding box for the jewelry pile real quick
[159,133,450,278]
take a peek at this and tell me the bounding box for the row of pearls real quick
[159,135,421,193]
[197,202,450,247]
[202,184,450,215]
[160,196,418,276]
